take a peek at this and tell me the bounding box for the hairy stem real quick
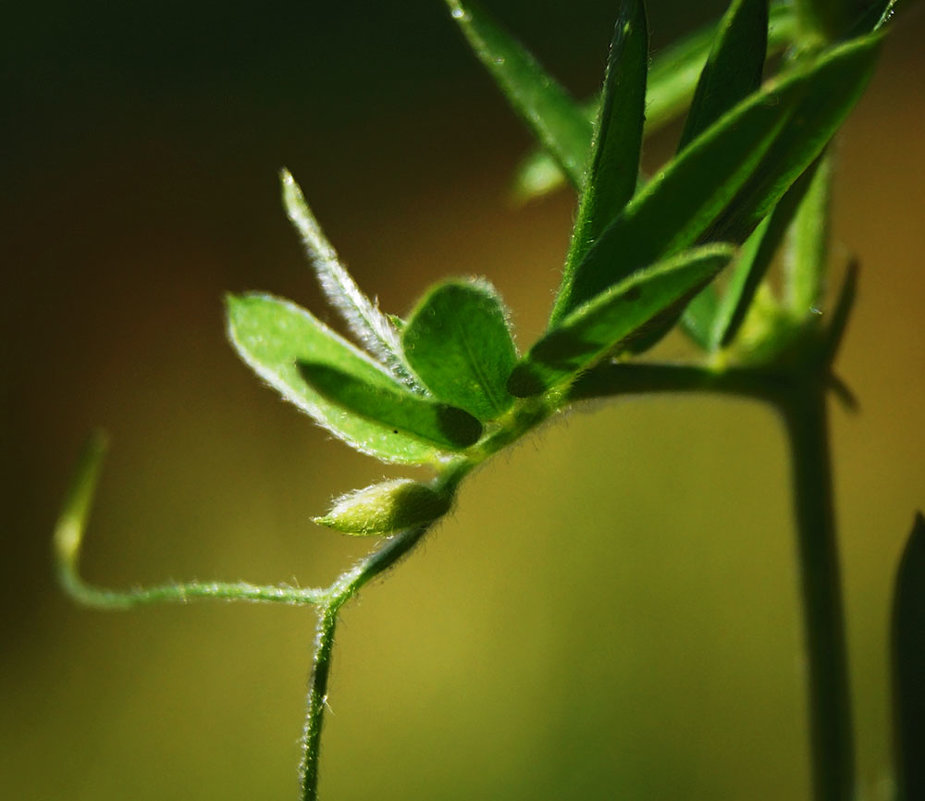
[301,602,338,800]
[298,462,470,801]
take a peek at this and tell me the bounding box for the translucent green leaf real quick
[549,32,882,326]
[892,512,925,801]
[681,287,722,350]
[226,293,446,464]
[820,257,858,367]
[281,169,421,390]
[314,479,452,536]
[402,278,517,421]
[783,153,831,317]
[564,0,647,269]
[678,0,768,152]
[707,32,882,244]
[708,155,824,348]
[298,363,483,450]
[510,245,734,397]
[445,0,590,188]
[795,0,862,43]
[511,1,798,202]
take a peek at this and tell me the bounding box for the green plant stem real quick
[570,360,854,801]
[298,461,472,801]
[777,379,854,801]
[301,601,338,801]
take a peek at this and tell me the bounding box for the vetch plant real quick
[54,1,921,800]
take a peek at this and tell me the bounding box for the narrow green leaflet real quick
[445,0,590,188]
[706,32,882,244]
[710,156,824,349]
[891,513,925,801]
[314,479,452,536]
[226,293,447,464]
[678,0,768,152]
[281,169,420,390]
[509,245,734,397]
[565,0,647,269]
[681,287,722,351]
[512,1,798,202]
[819,258,858,367]
[298,363,482,450]
[549,31,882,326]
[549,81,792,325]
[783,153,831,316]
[402,278,517,421]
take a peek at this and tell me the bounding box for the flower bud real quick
[313,478,451,535]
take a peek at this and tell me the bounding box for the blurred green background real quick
[3,1,924,799]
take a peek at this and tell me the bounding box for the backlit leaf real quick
[511,1,798,202]
[710,156,825,348]
[281,170,420,390]
[565,0,647,269]
[298,363,483,450]
[549,31,882,326]
[678,0,768,152]
[783,153,831,317]
[706,32,882,244]
[402,278,517,421]
[226,293,446,464]
[510,245,734,396]
[445,0,590,187]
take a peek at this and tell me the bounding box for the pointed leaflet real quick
[564,0,647,269]
[314,479,452,536]
[226,293,449,464]
[281,170,419,389]
[678,0,769,152]
[819,258,858,368]
[706,32,882,244]
[512,2,798,202]
[892,513,925,801]
[549,31,882,326]
[402,278,517,421]
[675,0,766,341]
[509,245,734,397]
[298,363,482,450]
[710,156,825,349]
[783,153,831,317]
[444,0,590,188]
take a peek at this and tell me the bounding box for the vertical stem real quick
[779,381,854,801]
[300,602,339,801]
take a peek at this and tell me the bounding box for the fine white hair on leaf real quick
[281,168,425,393]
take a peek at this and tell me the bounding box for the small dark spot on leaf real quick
[622,286,643,303]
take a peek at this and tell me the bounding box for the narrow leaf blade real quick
[446,0,590,187]
[565,0,647,267]
[678,0,769,152]
[892,512,925,801]
[226,293,444,464]
[281,170,419,388]
[511,1,797,202]
[403,278,517,421]
[711,155,825,348]
[707,32,883,244]
[550,31,882,325]
[298,363,482,450]
[783,152,831,317]
[510,245,734,396]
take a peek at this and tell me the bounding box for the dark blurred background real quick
[3,1,924,799]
